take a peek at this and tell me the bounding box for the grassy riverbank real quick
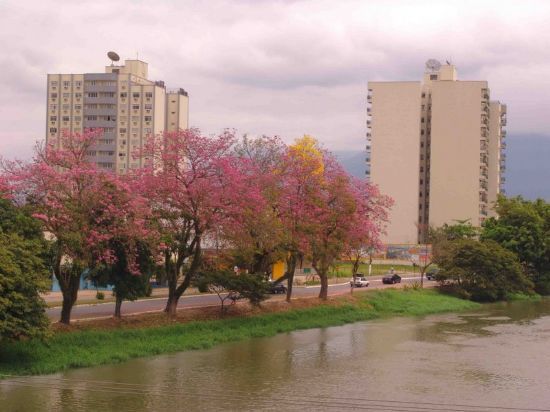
[0,289,479,377]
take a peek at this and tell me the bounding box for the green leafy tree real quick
[434,238,533,301]
[195,270,269,314]
[90,240,155,318]
[0,232,50,341]
[482,196,550,294]
[0,197,50,341]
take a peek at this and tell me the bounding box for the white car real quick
[350,276,370,288]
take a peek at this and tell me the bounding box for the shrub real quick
[435,238,533,302]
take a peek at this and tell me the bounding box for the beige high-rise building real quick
[46,53,189,174]
[367,60,506,244]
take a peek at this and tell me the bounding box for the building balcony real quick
[501,142,507,149]
[84,84,117,93]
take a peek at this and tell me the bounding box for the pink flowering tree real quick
[274,136,326,302]
[343,180,393,293]
[137,128,255,316]
[3,130,151,324]
[298,142,392,300]
[230,135,287,275]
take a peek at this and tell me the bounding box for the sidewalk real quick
[41,287,171,304]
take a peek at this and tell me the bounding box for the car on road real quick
[350,275,370,288]
[268,282,287,294]
[382,273,402,284]
[425,267,440,281]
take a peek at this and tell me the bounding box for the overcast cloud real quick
[1,0,550,159]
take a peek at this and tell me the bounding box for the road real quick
[46,274,427,322]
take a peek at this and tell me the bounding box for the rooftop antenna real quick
[107,51,120,66]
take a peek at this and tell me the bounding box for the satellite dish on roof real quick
[425,59,441,72]
[107,51,120,64]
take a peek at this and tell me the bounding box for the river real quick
[2,299,550,411]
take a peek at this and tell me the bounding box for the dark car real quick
[382,274,402,284]
[268,282,287,294]
[425,267,440,281]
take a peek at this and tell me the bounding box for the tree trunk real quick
[285,254,297,303]
[319,273,329,300]
[114,296,123,319]
[59,274,80,325]
[165,295,179,317]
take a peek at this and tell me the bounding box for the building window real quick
[133,93,140,99]
[75,81,82,88]
[87,115,97,121]
[63,81,70,88]
[144,116,152,122]
[144,104,152,110]
[421,117,425,123]
[120,92,127,98]
[75,93,82,99]
[120,128,127,133]
[62,116,70,122]
[88,92,98,98]
[51,81,58,86]
[75,116,81,122]
[145,92,153,99]
[50,105,57,111]
[430,74,438,80]
[62,104,70,111]
[50,116,57,122]
[49,128,57,133]
[132,105,140,110]
[421,92,426,98]
[51,93,58,99]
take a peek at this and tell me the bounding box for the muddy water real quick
[3,299,550,411]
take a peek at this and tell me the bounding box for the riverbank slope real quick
[0,289,479,377]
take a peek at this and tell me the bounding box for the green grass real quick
[330,262,413,277]
[0,289,479,378]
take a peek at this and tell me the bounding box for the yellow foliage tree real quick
[288,135,324,176]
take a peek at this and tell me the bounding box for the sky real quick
[1,0,550,160]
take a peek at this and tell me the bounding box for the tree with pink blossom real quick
[137,128,256,316]
[3,130,151,324]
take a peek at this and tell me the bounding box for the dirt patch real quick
[51,291,370,334]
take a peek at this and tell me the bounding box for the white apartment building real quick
[46,54,189,174]
[367,60,506,244]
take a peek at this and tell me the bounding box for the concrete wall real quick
[429,81,488,227]
[488,101,504,217]
[369,81,422,244]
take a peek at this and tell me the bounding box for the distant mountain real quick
[333,150,367,178]
[503,134,550,200]
[334,134,550,201]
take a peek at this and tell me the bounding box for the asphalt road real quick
[47,274,428,322]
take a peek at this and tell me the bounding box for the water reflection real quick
[3,299,550,411]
